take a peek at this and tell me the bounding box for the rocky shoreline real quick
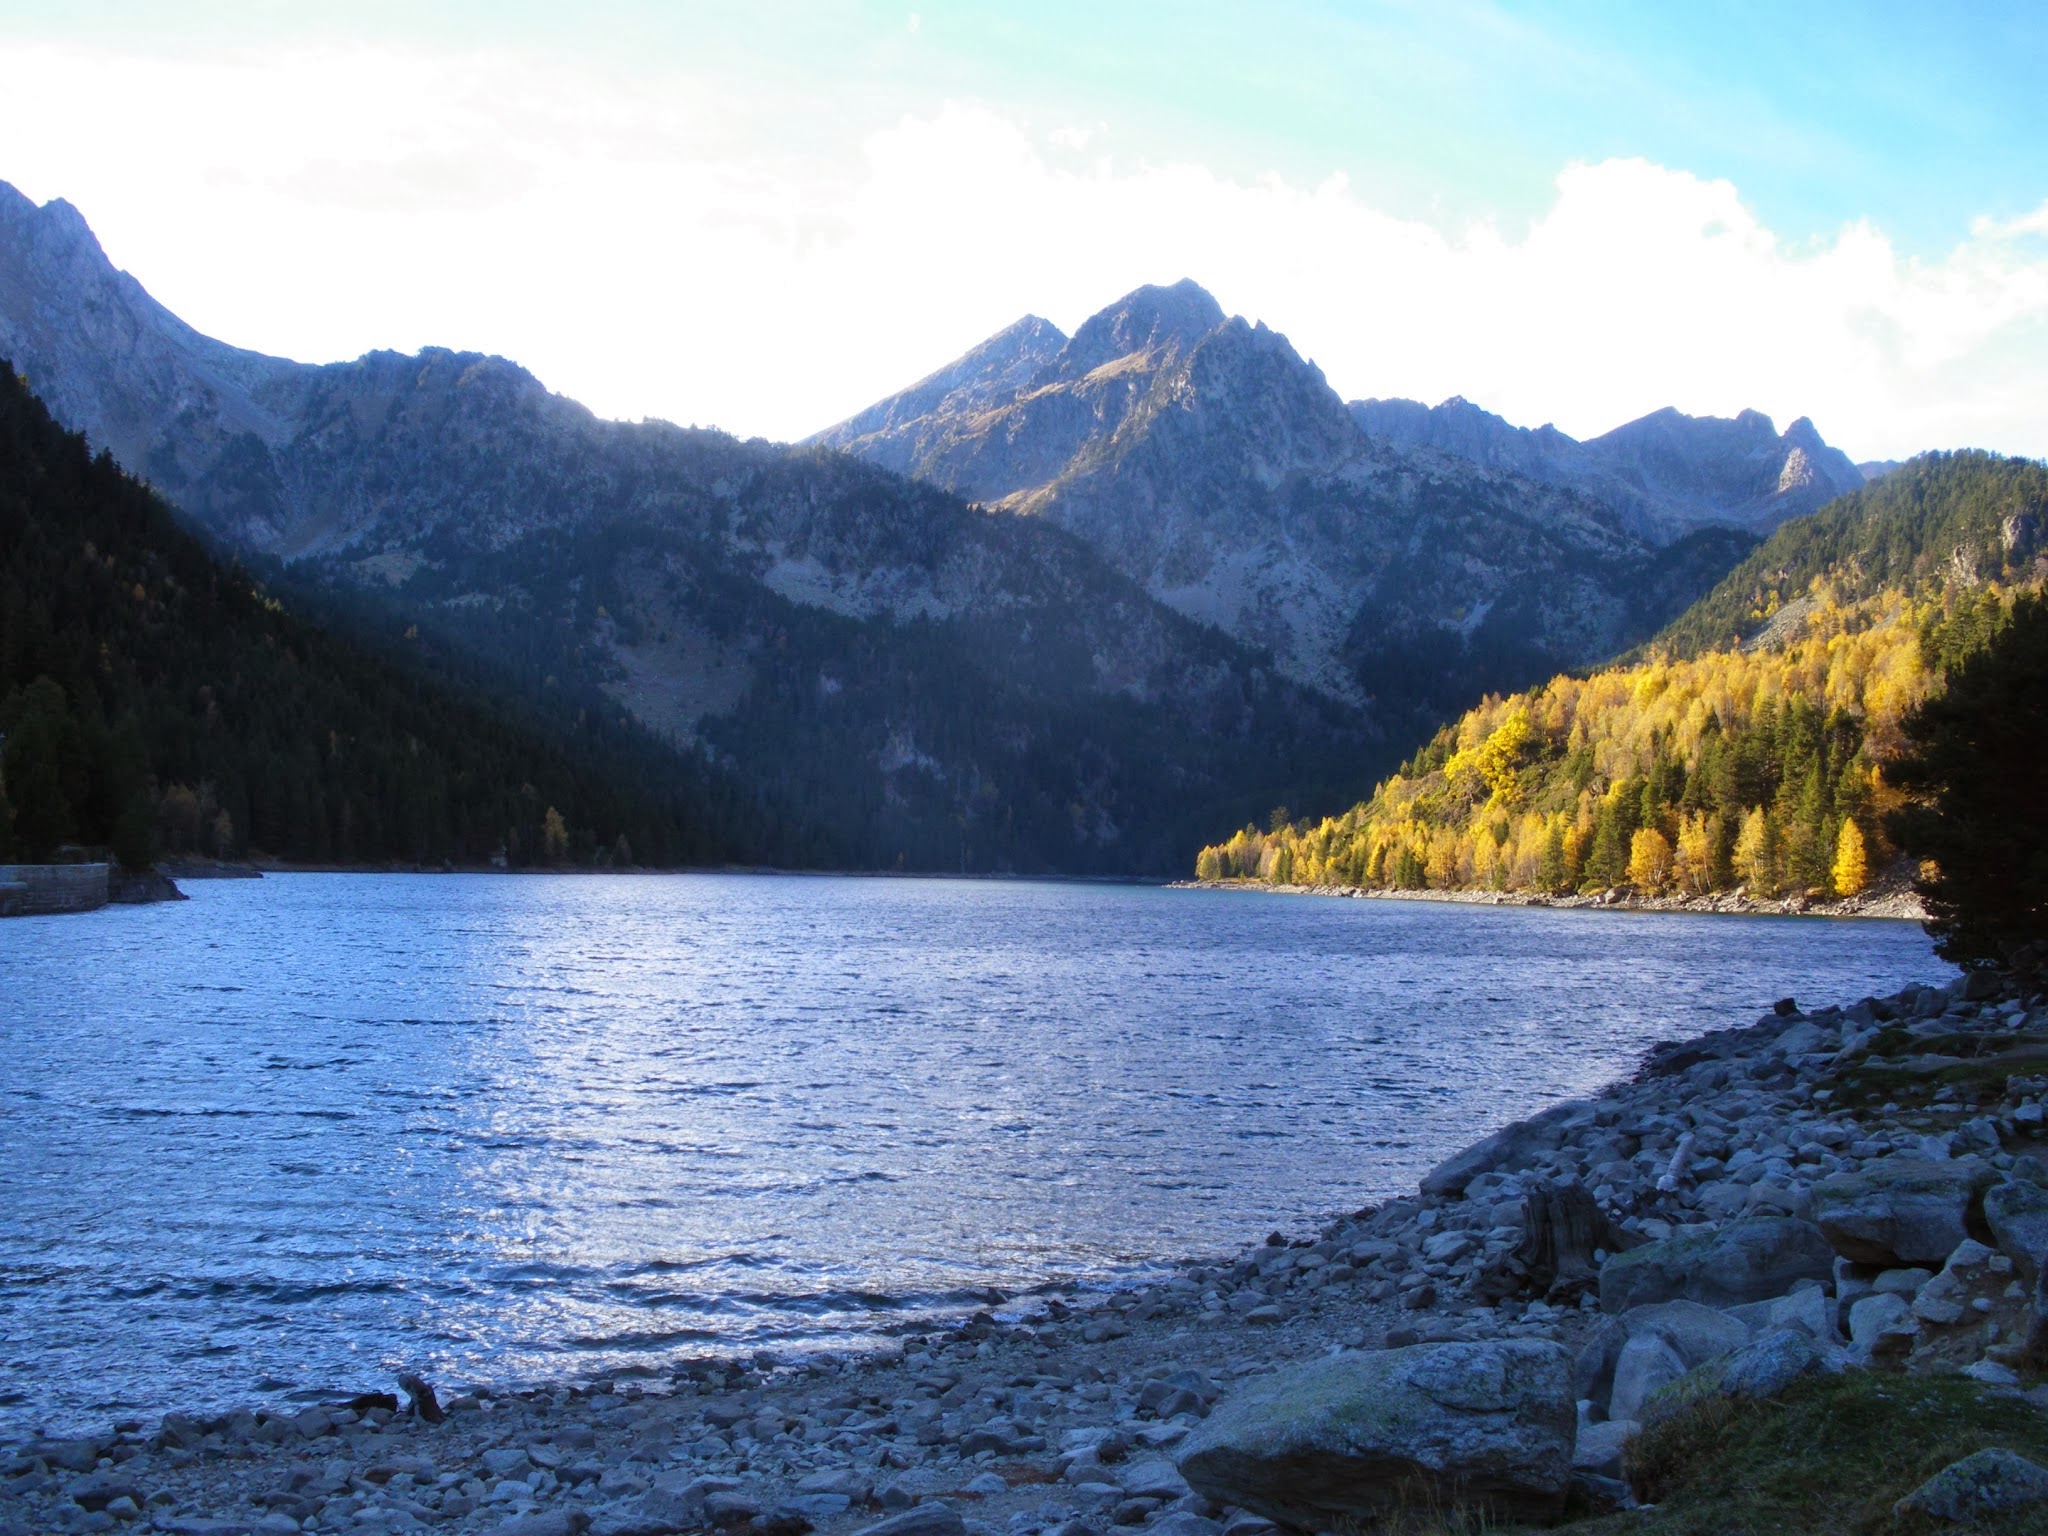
[12,964,2048,1535]
[1176,877,1928,922]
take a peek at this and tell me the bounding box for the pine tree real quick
[1891,591,2048,968]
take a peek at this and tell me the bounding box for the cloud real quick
[3,42,2045,460]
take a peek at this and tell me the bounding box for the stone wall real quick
[0,863,110,916]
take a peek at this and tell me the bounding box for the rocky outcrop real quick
[1175,1341,1575,1526]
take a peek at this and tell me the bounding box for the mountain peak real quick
[1055,279,1225,376]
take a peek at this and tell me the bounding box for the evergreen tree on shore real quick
[1889,592,2048,968]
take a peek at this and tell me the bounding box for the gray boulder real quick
[1716,1328,1833,1400]
[1420,1103,1592,1200]
[1637,1328,1835,1429]
[1984,1178,2048,1279]
[1175,1341,1574,1527]
[1599,1218,1834,1312]
[1894,1448,2048,1523]
[1620,1299,1749,1367]
[1571,1419,1636,1479]
[1608,1335,1687,1423]
[1811,1158,1992,1266]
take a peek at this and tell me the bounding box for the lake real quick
[0,873,1946,1436]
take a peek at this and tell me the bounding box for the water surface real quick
[0,874,1944,1435]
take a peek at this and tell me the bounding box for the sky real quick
[1,1,2045,460]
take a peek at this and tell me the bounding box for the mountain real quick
[0,184,1363,874]
[1348,395,1867,544]
[814,281,1762,724]
[0,365,741,868]
[1197,451,2048,900]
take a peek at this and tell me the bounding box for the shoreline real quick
[1173,876,1928,922]
[15,958,2044,1535]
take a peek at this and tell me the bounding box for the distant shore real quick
[1173,876,1927,921]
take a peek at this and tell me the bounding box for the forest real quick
[0,368,752,869]
[1197,452,2048,900]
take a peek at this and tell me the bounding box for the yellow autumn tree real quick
[1673,811,1719,895]
[1733,806,1776,894]
[1627,827,1674,892]
[1832,817,1870,897]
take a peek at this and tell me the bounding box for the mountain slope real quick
[814,281,1762,725]
[0,184,1365,874]
[1197,451,2048,899]
[1349,395,1866,544]
[0,365,743,868]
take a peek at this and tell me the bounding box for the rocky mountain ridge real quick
[1348,394,1868,544]
[0,183,1362,873]
[814,281,1799,719]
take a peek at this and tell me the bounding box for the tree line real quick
[1197,450,2048,904]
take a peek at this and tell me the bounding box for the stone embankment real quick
[1180,878,1926,921]
[9,967,2048,1534]
[0,863,110,916]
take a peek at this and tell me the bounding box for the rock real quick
[1571,1420,1636,1479]
[1812,1158,1992,1266]
[850,1505,967,1536]
[1894,1448,2048,1523]
[704,1491,763,1526]
[1175,1340,1575,1527]
[1766,1285,1835,1341]
[1419,1104,1591,1199]
[1964,1360,2022,1386]
[482,1448,533,1478]
[1118,1460,1190,1501]
[1608,1335,1687,1423]
[487,1515,592,1536]
[1147,1516,1222,1536]
[1621,1300,1748,1367]
[65,1474,142,1512]
[1573,1319,1627,1406]
[1984,1179,2048,1279]
[640,1475,739,1528]
[31,1440,103,1474]
[789,1494,854,1518]
[1716,1328,1831,1399]
[1599,1218,1834,1312]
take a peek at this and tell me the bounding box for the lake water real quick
[0,874,1946,1436]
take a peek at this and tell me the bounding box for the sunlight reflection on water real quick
[0,873,1945,1433]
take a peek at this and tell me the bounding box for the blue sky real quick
[2,2,2045,454]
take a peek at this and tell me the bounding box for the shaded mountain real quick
[0,184,1364,874]
[0,365,742,868]
[815,281,1759,724]
[1347,394,1867,543]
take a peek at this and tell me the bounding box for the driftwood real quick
[1475,1180,1640,1302]
[397,1372,445,1424]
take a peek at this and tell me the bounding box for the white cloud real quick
[3,42,2045,460]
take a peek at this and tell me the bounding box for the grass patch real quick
[1818,1033,2048,1117]
[1567,1371,2048,1534]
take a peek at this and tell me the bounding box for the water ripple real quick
[0,872,1945,1437]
